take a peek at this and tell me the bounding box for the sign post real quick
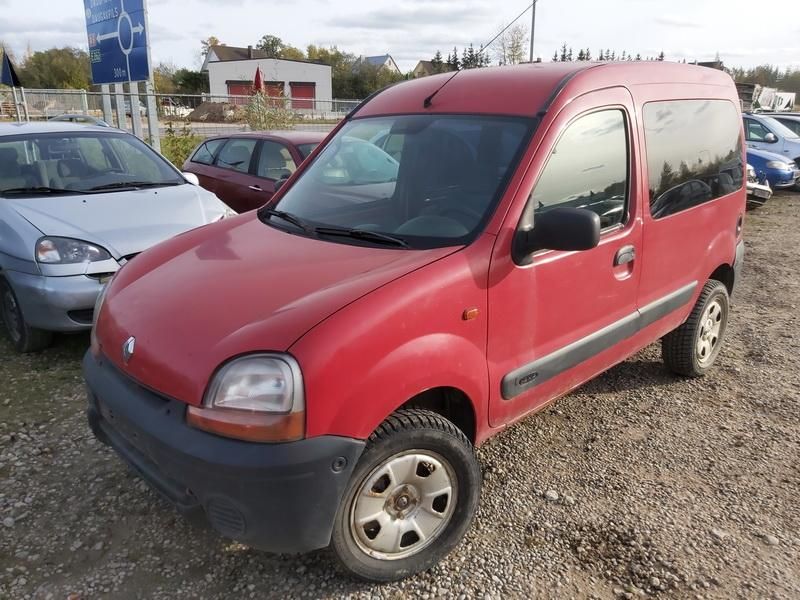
[84,0,157,145]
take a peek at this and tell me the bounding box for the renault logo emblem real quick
[122,336,136,364]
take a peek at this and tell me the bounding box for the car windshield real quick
[269,115,534,249]
[761,116,799,139]
[0,132,184,196]
[296,143,319,160]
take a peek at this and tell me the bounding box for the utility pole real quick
[529,0,537,63]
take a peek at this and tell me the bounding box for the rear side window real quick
[744,118,772,142]
[255,141,296,180]
[216,138,257,173]
[191,139,225,165]
[532,109,629,229]
[775,117,800,136]
[644,100,743,220]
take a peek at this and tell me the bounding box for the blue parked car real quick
[743,114,800,174]
[746,148,800,190]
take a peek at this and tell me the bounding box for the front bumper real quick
[83,351,365,554]
[771,170,800,189]
[4,270,105,331]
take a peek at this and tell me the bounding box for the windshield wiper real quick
[88,181,182,191]
[260,208,314,233]
[1,186,89,196]
[314,226,410,248]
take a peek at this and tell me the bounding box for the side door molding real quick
[501,281,697,400]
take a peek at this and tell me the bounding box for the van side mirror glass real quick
[764,132,778,143]
[512,207,601,265]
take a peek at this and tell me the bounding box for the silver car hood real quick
[8,184,228,259]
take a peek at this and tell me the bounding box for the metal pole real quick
[529,0,537,63]
[81,90,89,114]
[101,84,113,124]
[130,81,144,139]
[19,87,29,122]
[142,0,161,152]
[11,87,20,123]
[114,83,127,130]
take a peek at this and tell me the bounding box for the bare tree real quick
[492,24,529,66]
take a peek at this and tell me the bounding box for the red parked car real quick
[85,62,745,582]
[182,131,325,213]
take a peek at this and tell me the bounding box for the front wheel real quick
[662,279,729,377]
[0,277,53,353]
[330,409,481,582]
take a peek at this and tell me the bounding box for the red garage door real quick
[227,82,252,105]
[290,82,316,109]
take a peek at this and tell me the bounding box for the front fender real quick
[290,236,493,443]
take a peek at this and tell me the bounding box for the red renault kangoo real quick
[85,62,745,582]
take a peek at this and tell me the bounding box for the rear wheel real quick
[662,279,729,377]
[0,277,53,353]
[331,409,481,582]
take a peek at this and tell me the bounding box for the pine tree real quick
[432,50,444,73]
[657,51,665,61]
[635,53,642,61]
[585,48,592,61]
[560,43,568,62]
[621,50,627,61]
[449,47,460,70]
[552,50,559,62]
[577,49,586,61]
[567,47,573,61]
[598,49,605,61]
[610,50,616,61]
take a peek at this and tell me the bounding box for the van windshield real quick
[266,115,534,249]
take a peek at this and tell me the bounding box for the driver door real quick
[487,88,643,427]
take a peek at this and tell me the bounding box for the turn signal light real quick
[186,407,305,443]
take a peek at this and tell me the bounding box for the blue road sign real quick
[84,0,150,84]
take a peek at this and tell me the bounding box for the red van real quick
[84,62,745,582]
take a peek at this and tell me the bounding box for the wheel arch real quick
[398,386,477,445]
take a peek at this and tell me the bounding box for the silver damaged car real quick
[0,122,235,352]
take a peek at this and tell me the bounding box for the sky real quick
[1,0,798,74]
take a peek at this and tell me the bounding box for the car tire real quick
[662,279,729,377]
[330,409,481,582]
[0,277,53,353]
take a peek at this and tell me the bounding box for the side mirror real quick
[182,172,200,186]
[764,132,778,143]
[512,207,601,265]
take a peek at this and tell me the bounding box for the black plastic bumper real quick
[83,351,365,554]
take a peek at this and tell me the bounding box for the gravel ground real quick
[1,191,799,600]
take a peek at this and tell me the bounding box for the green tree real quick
[431,50,444,73]
[559,43,568,62]
[552,50,559,62]
[577,49,586,61]
[447,48,460,71]
[18,47,90,89]
[174,69,208,94]
[257,35,285,58]
[657,51,665,61]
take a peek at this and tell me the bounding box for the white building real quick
[202,46,333,106]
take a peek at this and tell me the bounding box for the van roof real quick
[356,62,736,119]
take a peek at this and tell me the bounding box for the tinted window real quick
[256,141,296,180]
[532,110,628,229]
[645,100,743,219]
[216,138,257,173]
[191,138,225,165]
[774,117,800,136]
[273,115,532,248]
[296,143,319,160]
[744,118,772,142]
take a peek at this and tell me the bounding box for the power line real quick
[476,1,539,59]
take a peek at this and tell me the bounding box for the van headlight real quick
[187,354,305,442]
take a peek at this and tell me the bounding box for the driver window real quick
[532,109,629,229]
[745,120,770,142]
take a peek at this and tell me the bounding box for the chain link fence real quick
[1,88,360,140]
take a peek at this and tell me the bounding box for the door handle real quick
[249,185,263,192]
[614,245,636,266]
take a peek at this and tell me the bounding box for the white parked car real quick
[0,122,235,352]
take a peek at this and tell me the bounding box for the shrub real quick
[159,121,203,166]
[245,92,295,131]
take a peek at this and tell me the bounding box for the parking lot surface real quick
[1,192,799,600]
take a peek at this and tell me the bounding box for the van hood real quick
[8,184,228,258]
[96,214,456,405]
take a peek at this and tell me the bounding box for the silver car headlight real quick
[766,160,792,171]
[187,354,305,442]
[36,237,111,264]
